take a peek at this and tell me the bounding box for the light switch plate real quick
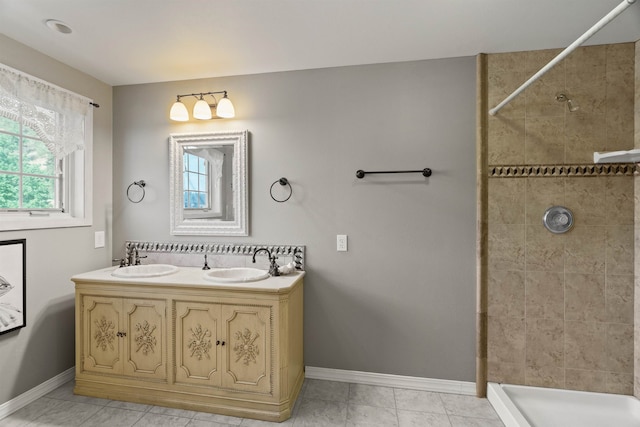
[337,234,348,252]
[94,231,105,248]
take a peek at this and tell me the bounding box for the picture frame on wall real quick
[0,239,26,335]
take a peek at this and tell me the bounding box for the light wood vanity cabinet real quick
[175,300,272,394]
[72,270,304,422]
[81,295,167,380]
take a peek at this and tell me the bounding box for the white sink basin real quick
[203,268,269,283]
[111,264,179,278]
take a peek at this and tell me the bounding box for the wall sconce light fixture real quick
[170,91,235,121]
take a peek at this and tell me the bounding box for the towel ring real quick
[270,177,292,203]
[127,180,146,203]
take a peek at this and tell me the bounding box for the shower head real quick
[567,98,579,112]
[555,92,579,112]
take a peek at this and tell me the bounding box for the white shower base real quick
[487,382,640,427]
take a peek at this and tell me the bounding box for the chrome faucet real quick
[252,248,280,276]
[125,247,146,266]
[113,246,146,267]
[202,254,211,270]
[128,247,138,266]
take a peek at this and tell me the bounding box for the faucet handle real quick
[268,255,280,277]
[135,255,147,265]
[112,258,126,268]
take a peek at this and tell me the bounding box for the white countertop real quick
[71,266,305,293]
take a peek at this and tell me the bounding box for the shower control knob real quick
[543,206,574,234]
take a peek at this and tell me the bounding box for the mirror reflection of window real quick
[183,147,224,219]
[183,151,208,209]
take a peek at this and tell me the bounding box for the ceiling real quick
[0,0,638,87]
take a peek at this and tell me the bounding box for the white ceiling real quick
[0,0,638,86]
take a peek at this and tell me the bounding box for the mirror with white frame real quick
[169,130,248,236]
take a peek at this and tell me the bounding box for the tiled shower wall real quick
[486,43,635,394]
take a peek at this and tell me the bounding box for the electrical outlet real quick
[94,231,105,248]
[337,234,348,252]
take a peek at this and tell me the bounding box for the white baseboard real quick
[0,367,75,420]
[0,365,474,421]
[305,366,476,396]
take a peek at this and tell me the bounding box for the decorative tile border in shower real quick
[488,163,639,178]
[125,240,305,270]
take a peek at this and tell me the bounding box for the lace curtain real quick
[0,63,92,160]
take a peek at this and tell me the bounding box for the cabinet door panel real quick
[221,304,272,394]
[82,296,122,374]
[175,301,220,385]
[123,299,167,379]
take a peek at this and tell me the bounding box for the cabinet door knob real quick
[117,332,127,337]
[221,341,226,346]
[216,340,220,346]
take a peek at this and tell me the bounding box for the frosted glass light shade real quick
[169,101,189,121]
[216,96,235,118]
[193,99,213,120]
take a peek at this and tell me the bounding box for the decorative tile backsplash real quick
[124,241,305,271]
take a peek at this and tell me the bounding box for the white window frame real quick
[0,74,93,231]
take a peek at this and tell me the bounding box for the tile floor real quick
[2,379,505,426]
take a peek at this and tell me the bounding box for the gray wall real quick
[113,57,477,381]
[0,34,113,405]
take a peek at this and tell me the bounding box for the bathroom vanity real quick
[71,266,304,422]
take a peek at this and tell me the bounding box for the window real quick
[0,63,93,231]
[0,116,61,210]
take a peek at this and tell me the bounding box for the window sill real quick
[0,213,92,231]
